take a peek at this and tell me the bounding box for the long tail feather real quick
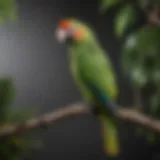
[100,116,120,157]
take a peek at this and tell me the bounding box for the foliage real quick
[0,0,160,159]
[0,0,17,23]
[100,0,122,13]
[122,26,160,87]
[100,0,160,143]
[0,1,43,159]
[0,77,41,160]
[0,1,44,159]
[114,4,137,37]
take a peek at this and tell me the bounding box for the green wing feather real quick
[78,49,120,156]
[69,43,120,156]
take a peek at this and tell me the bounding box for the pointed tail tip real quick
[105,151,120,157]
[104,146,120,158]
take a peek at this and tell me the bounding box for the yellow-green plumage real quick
[60,19,120,157]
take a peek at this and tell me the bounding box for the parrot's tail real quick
[100,116,120,157]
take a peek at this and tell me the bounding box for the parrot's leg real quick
[90,103,101,116]
[90,103,117,119]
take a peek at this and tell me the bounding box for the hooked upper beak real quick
[55,28,68,43]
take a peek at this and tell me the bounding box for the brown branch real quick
[0,102,160,138]
[144,5,160,26]
[148,10,160,26]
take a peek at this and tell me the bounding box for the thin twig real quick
[0,102,160,137]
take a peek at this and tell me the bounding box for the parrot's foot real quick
[90,103,101,116]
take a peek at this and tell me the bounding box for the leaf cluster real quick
[100,0,160,99]
[0,77,41,160]
[100,0,160,142]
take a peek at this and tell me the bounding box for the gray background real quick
[0,0,159,159]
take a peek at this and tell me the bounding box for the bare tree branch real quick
[0,102,160,138]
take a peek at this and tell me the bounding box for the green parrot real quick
[55,18,120,158]
[122,26,160,142]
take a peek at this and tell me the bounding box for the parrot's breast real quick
[69,49,94,102]
[68,43,118,104]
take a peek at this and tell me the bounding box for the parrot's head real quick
[55,18,95,44]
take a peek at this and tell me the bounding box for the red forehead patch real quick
[58,20,72,29]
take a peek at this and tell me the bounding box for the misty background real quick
[0,0,159,159]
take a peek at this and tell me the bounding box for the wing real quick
[79,49,118,106]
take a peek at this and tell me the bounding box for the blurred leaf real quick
[131,67,148,86]
[99,0,121,13]
[5,107,37,123]
[122,26,160,87]
[0,107,40,160]
[122,33,137,74]
[122,32,148,86]
[0,77,15,106]
[115,4,136,37]
[6,6,17,21]
[0,0,17,23]
[0,16,4,23]
[0,77,16,121]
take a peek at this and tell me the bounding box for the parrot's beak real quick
[55,28,67,43]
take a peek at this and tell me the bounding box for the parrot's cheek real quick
[55,28,68,43]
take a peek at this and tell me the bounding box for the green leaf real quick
[0,17,5,24]
[0,77,16,121]
[99,0,121,13]
[115,5,136,37]
[131,67,148,86]
[0,0,17,23]
[6,7,17,21]
[0,77,16,105]
[5,107,37,123]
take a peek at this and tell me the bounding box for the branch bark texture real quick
[0,102,160,138]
